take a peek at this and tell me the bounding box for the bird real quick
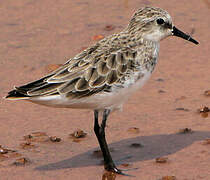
[6,7,198,175]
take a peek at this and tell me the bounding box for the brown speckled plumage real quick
[6,6,198,111]
[7,8,162,99]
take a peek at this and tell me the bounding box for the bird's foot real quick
[105,165,136,177]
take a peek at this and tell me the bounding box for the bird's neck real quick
[120,30,159,49]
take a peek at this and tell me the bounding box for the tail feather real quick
[5,75,59,100]
[6,89,30,100]
[16,75,51,91]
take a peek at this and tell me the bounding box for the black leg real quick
[94,109,122,174]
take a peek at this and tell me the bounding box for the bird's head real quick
[127,7,198,45]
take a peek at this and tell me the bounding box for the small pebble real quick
[92,35,104,41]
[204,90,210,96]
[156,157,168,163]
[20,142,36,149]
[178,128,193,134]
[102,171,116,180]
[127,127,140,134]
[104,25,115,31]
[175,107,189,111]
[70,129,87,138]
[49,136,62,142]
[0,148,9,154]
[120,163,131,167]
[130,143,143,148]
[198,106,210,113]
[198,106,209,118]
[160,176,177,180]
[0,146,16,154]
[156,78,164,82]
[24,132,49,142]
[158,90,166,93]
[202,138,210,145]
[13,157,30,166]
[0,146,20,159]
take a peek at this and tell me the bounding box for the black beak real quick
[172,26,199,45]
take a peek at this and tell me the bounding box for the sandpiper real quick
[6,7,198,175]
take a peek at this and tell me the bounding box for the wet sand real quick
[0,0,210,179]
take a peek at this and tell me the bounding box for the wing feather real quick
[7,42,142,100]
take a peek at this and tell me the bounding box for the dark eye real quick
[156,18,165,25]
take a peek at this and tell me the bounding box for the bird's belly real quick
[30,71,152,110]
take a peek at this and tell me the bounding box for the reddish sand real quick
[0,0,210,179]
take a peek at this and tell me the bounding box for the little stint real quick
[6,7,198,175]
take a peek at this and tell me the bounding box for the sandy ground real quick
[0,0,210,179]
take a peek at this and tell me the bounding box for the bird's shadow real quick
[36,131,210,171]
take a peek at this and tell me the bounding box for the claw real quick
[119,167,139,172]
[105,166,136,177]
